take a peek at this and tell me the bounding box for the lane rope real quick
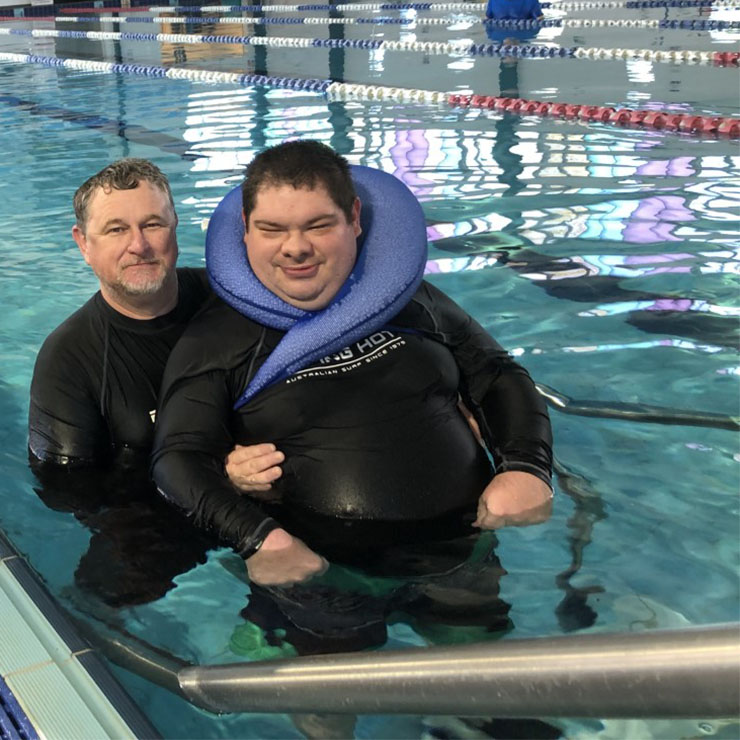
[3,13,738,28]
[2,26,737,66]
[50,1,740,10]
[5,0,739,17]
[0,51,736,136]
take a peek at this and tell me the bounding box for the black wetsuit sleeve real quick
[29,447,151,515]
[151,366,278,557]
[403,281,553,486]
[28,334,110,466]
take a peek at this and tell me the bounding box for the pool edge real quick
[0,530,160,740]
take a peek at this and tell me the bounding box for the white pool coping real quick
[0,537,158,740]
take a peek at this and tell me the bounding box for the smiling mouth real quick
[280,264,319,278]
[124,261,160,269]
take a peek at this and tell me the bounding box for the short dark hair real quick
[73,158,174,232]
[242,140,356,227]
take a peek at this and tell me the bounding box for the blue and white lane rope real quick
[3,27,736,65]
[0,51,737,137]
[26,14,740,29]
[145,0,740,9]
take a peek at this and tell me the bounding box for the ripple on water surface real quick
[0,44,737,739]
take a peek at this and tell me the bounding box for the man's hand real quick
[473,471,553,529]
[246,528,328,586]
[225,443,284,492]
[458,399,484,445]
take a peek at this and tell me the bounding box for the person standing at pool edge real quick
[485,0,543,21]
[152,140,554,588]
[29,159,279,484]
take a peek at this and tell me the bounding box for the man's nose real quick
[280,229,313,258]
[127,228,150,254]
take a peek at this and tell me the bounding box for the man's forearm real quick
[474,361,553,486]
[152,450,278,553]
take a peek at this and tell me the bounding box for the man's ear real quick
[72,224,91,265]
[352,197,362,238]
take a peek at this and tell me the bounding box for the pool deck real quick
[0,531,158,740]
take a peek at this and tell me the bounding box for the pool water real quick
[0,3,738,738]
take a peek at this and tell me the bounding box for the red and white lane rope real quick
[0,50,736,136]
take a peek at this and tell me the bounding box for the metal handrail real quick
[177,623,740,717]
[536,383,740,431]
[62,567,740,719]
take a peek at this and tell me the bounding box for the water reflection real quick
[1,47,738,738]
[31,453,216,609]
[552,460,606,632]
[467,110,606,631]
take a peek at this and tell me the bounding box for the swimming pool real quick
[0,2,738,737]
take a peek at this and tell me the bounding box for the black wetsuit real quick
[29,268,211,466]
[152,281,552,558]
[28,267,215,607]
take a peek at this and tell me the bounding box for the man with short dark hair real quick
[152,141,554,589]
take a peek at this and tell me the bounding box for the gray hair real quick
[73,158,174,232]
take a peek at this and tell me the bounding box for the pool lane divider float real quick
[3,26,738,66]
[19,13,740,29]
[48,0,740,11]
[0,51,737,135]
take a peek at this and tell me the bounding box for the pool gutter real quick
[0,531,159,740]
